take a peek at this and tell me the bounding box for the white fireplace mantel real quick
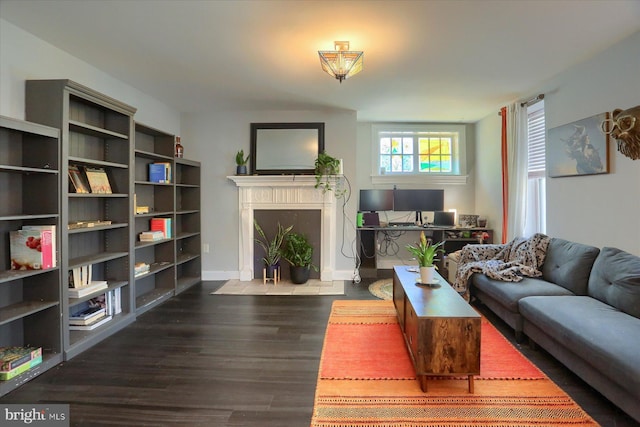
[227,175,338,281]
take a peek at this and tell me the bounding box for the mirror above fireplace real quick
[250,122,325,175]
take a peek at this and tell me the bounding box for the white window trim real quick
[371,124,468,185]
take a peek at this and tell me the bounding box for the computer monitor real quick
[359,189,394,212]
[393,189,445,224]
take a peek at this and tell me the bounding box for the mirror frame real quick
[250,122,325,175]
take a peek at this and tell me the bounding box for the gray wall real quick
[181,109,358,279]
[474,31,640,254]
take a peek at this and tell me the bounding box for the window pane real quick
[402,138,413,154]
[391,138,402,154]
[380,138,391,154]
[380,155,391,173]
[391,155,403,172]
[402,155,413,172]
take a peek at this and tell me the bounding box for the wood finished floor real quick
[1,279,636,427]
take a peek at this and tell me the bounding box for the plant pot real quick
[290,265,311,284]
[265,263,279,279]
[236,165,248,175]
[419,266,436,285]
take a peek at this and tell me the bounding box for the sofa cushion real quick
[520,295,640,399]
[588,247,640,318]
[542,238,599,295]
[472,274,573,312]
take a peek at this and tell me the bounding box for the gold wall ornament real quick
[602,105,640,160]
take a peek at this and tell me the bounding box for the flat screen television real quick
[250,122,324,175]
[359,189,394,212]
[393,189,445,224]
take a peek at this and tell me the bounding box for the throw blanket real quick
[453,233,551,300]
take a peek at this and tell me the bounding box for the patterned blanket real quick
[453,233,550,299]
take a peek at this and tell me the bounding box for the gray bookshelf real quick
[26,80,137,360]
[133,123,176,314]
[174,157,202,294]
[134,123,201,309]
[0,115,63,396]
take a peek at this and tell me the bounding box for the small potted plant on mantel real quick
[282,232,318,284]
[314,151,345,197]
[406,231,445,285]
[254,220,292,282]
[235,149,250,175]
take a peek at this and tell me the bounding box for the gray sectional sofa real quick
[467,238,640,422]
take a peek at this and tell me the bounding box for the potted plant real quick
[282,232,318,284]
[314,151,345,196]
[406,231,445,285]
[235,149,250,175]
[254,220,293,280]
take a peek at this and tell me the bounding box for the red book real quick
[150,218,172,239]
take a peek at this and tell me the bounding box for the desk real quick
[356,226,493,276]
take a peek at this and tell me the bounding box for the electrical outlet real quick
[203,243,210,253]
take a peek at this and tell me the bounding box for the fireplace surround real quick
[228,175,338,281]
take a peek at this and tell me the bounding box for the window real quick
[524,102,546,236]
[372,124,467,185]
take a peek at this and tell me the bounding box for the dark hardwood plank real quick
[0,280,635,427]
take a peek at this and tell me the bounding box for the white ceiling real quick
[2,0,639,122]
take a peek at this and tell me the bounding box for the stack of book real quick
[0,347,43,381]
[139,230,165,242]
[135,262,150,277]
[9,225,56,270]
[150,218,172,238]
[68,291,120,331]
[69,264,109,298]
[148,162,172,183]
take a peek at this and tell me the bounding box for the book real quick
[84,167,112,194]
[69,311,107,326]
[149,163,168,183]
[68,315,112,331]
[21,225,57,268]
[0,347,42,372]
[68,281,108,298]
[139,230,165,241]
[68,164,90,193]
[0,355,42,381]
[150,217,172,238]
[71,264,94,288]
[69,306,105,321]
[10,228,54,270]
[68,220,112,230]
[69,307,106,325]
[134,262,150,277]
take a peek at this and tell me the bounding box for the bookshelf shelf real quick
[0,115,63,396]
[26,79,137,361]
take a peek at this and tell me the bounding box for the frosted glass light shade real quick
[318,41,363,83]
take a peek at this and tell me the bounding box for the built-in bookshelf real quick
[26,80,137,360]
[174,158,201,294]
[133,123,176,314]
[0,115,62,396]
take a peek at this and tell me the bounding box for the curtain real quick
[501,103,528,243]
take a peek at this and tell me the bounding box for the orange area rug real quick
[311,300,598,426]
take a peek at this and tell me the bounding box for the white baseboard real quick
[203,269,355,281]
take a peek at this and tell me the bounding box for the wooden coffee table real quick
[392,265,481,392]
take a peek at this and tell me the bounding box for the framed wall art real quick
[547,112,610,178]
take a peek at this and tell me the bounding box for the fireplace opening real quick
[253,209,321,281]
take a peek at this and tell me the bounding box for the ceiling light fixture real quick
[318,41,363,83]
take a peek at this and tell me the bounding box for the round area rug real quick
[368,279,393,300]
